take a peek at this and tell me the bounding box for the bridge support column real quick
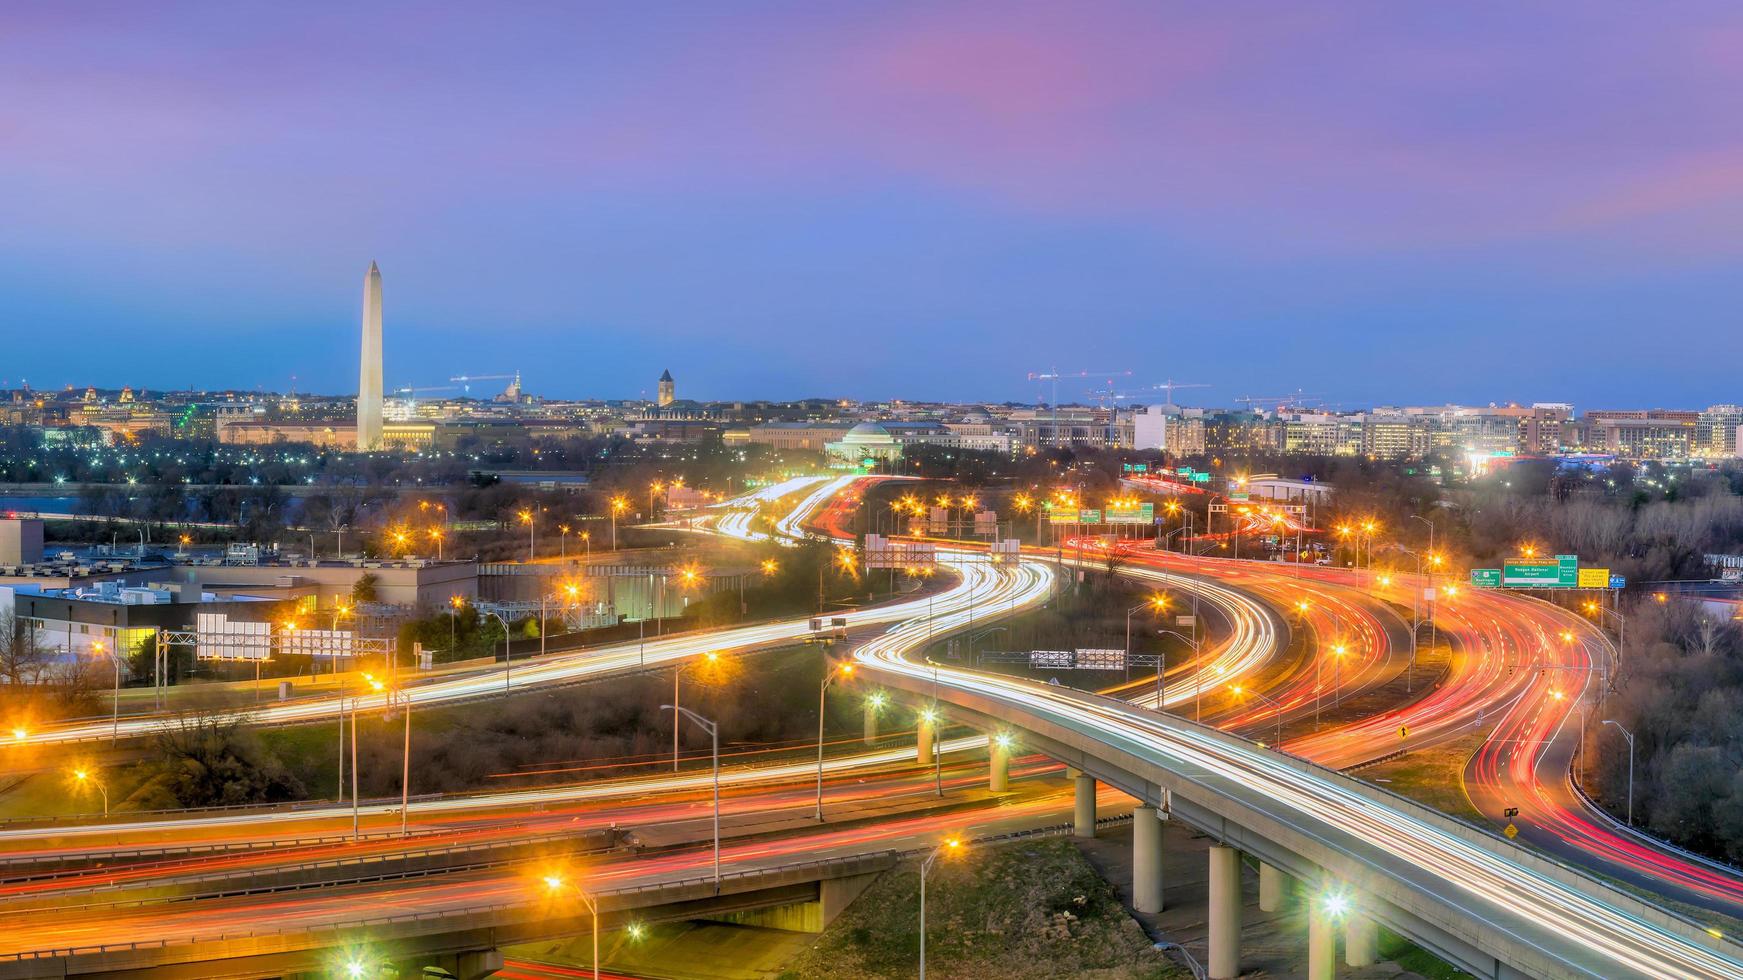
[864,702,878,744]
[1344,911,1378,967]
[426,949,504,980]
[988,737,1010,792]
[1073,773,1097,837]
[1308,910,1337,980]
[1259,861,1290,912]
[916,712,935,765]
[1207,845,1242,979]
[1132,806,1164,913]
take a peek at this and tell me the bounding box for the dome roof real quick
[840,421,896,444]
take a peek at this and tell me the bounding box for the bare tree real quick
[0,610,45,686]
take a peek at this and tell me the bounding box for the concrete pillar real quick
[1308,911,1337,980]
[1345,912,1378,967]
[1073,774,1097,837]
[988,738,1010,792]
[1259,861,1290,912]
[1207,846,1242,979]
[916,713,935,765]
[863,703,878,744]
[1132,806,1164,913]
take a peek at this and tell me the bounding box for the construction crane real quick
[1086,378,1211,408]
[449,373,515,394]
[1027,368,1134,409]
[1236,390,1322,412]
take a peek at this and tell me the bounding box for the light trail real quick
[851,553,1743,978]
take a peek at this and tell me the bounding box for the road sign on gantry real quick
[1470,569,1502,588]
[1105,502,1155,525]
[1498,561,1568,582]
[1577,567,1610,589]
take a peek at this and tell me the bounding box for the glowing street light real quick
[72,767,108,816]
[919,837,965,980]
[816,659,858,820]
[542,872,602,980]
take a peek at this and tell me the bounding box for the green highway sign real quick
[1079,509,1102,524]
[1106,502,1155,525]
[1470,569,1502,588]
[1503,557,1578,588]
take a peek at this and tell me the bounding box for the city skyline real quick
[6,4,1743,405]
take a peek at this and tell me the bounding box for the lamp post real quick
[542,874,600,980]
[919,837,963,980]
[484,610,513,693]
[1155,628,1195,712]
[671,651,720,772]
[1230,684,1285,750]
[366,673,413,838]
[91,639,119,744]
[72,768,108,817]
[1332,642,1349,708]
[610,497,627,550]
[816,659,857,821]
[660,704,719,888]
[1602,719,1636,826]
[559,524,570,560]
[1125,595,1167,682]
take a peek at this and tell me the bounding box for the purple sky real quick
[5,2,1743,408]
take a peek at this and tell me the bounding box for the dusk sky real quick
[5,3,1742,408]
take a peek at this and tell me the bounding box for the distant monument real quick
[657,368,675,407]
[357,262,384,450]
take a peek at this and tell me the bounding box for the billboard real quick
[1470,569,1502,588]
[194,613,270,661]
[1576,568,1610,589]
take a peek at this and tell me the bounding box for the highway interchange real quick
[1,473,1742,977]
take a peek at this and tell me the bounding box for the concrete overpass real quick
[0,852,893,980]
[863,556,1743,980]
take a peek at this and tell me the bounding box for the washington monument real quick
[357,261,383,451]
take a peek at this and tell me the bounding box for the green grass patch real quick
[778,837,1183,980]
[1357,731,1487,824]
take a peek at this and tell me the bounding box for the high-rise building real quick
[657,369,675,407]
[357,262,384,451]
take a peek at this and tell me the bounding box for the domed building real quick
[826,421,903,464]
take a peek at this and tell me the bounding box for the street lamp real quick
[660,704,720,889]
[1154,628,1195,712]
[72,767,108,817]
[1602,719,1636,826]
[367,673,413,837]
[1331,643,1349,708]
[1125,595,1168,682]
[542,873,601,980]
[90,639,119,743]
[427,526,443,560]
[609,496,628,550]
[519,508,536,561]
[919,837,964,980]
[672,650,721,771]
[816,659,857,821]
[1229,684,1284,750]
